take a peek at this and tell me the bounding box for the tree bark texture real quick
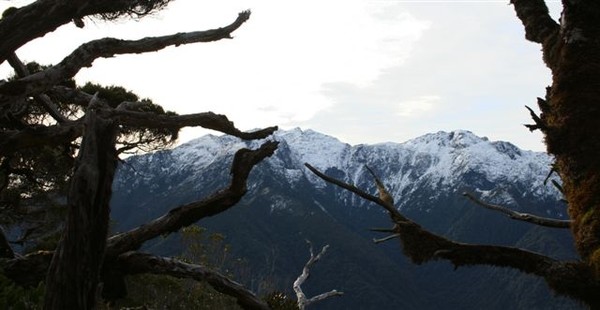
[512,0,600,276]
[43,106,118,310]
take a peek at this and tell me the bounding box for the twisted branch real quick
[304,163,600,302]
[0,11,251,99]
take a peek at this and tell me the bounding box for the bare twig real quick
[373,234,401,244]
[462,192,571,228]
[293,241,343,310]
[118,251,269,310]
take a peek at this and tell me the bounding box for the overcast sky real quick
[1,0,562,151]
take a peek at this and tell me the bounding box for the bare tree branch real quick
[0,121,84,156]
[117,251,270,310]
[6,53,69,123]
[1,140,278,291]
[104,108,277,141]
[0,11,251,99]
[0,109,277,156]
[462,192,571,228]
[0,0,176,64]
[105,141,279,258]
[304,163,600,302]
[293,241,343,310]
[304,163,401,217]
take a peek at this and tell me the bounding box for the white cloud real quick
[396,95,440,117]
[1,0,562,151]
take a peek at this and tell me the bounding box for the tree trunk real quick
[43,107,117,309]
[540,1,600,275]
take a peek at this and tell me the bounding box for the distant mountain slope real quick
[111,128,582,310]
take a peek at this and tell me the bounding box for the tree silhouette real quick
[0,1,277,309]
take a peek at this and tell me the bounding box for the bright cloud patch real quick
[396,95,440,117]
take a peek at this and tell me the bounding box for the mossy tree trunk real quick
[513,0,600,273]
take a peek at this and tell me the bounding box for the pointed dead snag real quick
[293,240,343,310]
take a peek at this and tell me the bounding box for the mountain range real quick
[110,128,583,309]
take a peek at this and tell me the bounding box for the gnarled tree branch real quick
[0,11,251,99]
[105,141,278,258]
[462,192,571,228]
[0,108,277,156]
[117,251,270,310]
[6,53,69,123]
[304,163,600,303]
[0,0,175,64]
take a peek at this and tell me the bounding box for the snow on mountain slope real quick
[116,128,560,211]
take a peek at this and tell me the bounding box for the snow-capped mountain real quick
[111,128,579,310]
[115,128,561,216]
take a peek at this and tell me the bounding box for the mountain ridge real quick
[110,128,579,309]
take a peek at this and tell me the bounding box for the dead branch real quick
[364,165,394,206]
[304,163,600,302]
[105,141,278,258]
[293,241,343,310]
[304,163,401,217]
[103,108,277,141]
[117,251,269,310]
[524,105,546,132]
[0,11,251,99]
[462,192,571,228]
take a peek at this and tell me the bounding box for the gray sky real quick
[1,0,562,151]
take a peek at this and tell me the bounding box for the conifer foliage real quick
[0,1,277,309]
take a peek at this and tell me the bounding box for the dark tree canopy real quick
[0,1,278,309]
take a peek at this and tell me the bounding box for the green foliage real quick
[0,272,44,310]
